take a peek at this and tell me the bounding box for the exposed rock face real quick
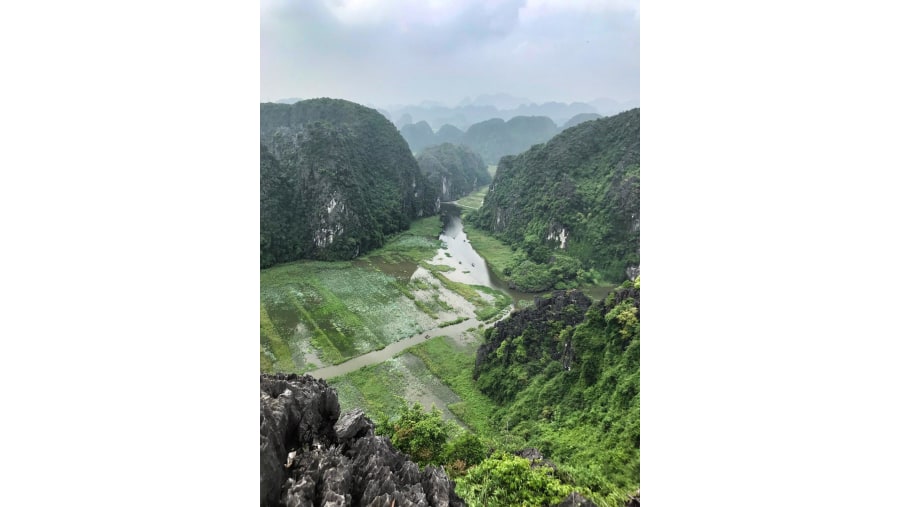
[556,492,598,507]
[474,290,593,381]
[624,489,640,507]
[416,144,491,201]
[260,374,465,507]
[260,99,439,268]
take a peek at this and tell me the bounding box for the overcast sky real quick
[261,0,639,108]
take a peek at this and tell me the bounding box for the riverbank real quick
[260,211,513,376]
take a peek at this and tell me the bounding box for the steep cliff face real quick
[471,109,640,283]
[260,373,465,507]
[260,99,438,268]
[416,144,491,201]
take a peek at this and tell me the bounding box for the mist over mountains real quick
[275,93,639,132]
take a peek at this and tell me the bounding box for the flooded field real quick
[261,199,611,427]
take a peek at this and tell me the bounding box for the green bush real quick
[377,402,450,465]
[455,453,578,507]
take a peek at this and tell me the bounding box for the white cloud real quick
[519,0,638,24]
[323,0,471,26]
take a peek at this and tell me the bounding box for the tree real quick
[378,402,450,465]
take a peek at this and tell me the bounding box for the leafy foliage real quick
[470,109,640,285]
[443,432,486,471]
[454,453,576,507]
[472,281,641,503]
[377,401,488,475]
[377,402,451,465]
[260,98,439,268]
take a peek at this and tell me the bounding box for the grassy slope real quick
[407,335,502,440]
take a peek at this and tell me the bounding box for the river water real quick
[431,203,614,305]
[309,202,611,380]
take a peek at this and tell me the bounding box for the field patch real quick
[328,353,464,428]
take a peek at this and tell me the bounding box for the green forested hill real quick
[461,116,559,165]
[260,99,438,268]
[560,112,603,131]
[434,124,464,145]
[398,120,436,155]
[416,143,492,201]
[470,108,640,287]
[471,281,640,502]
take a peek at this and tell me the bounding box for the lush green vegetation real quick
[427,271,511,322]
[560,112,603,131]
[260,261,433,369]
[472,281,641,503]
[359,215,443,264]
[260,101,639,506]
[469,109,640,285]
[455,453,578,507]
[416,143,491,201]
[407,336,501,439]
[455,185,489,210]
[260,98,438,268]
[377,402,453,465]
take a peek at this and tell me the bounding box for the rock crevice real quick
[260,373,465,507]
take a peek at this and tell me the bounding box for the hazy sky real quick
[261,0,639,108]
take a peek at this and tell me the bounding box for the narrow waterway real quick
[432,203,615,305]
[308,317,477,380]
[308,201,609,380]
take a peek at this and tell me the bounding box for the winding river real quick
[309,202,611,380]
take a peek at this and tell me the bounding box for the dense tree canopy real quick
[470,108,640,285]
[473,281,641,502]
[260,98,438,268]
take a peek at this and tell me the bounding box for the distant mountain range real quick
[386,96,638,129]
[273,94,639,131]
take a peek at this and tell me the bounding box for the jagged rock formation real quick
[260,98,438,268]
[416,144,491,201]
[260,373,465,507]
[558,492,599,507]
[474,290,593,387]
[624,489,640,507]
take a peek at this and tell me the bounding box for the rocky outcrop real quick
[260,374,465,507]
[557,492,598,507]
[624,489,640,507]
[474,290,592,380]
